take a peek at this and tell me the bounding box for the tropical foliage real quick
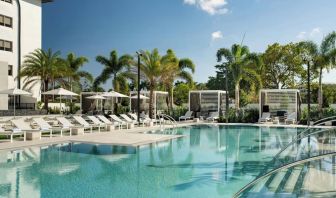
[93,50,135,94]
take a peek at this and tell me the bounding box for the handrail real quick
[271,116,336,161]
[233,151,336,198]
[158,114,177,128]
[312,116,336,126]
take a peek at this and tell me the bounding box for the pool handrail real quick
[233,151,336,198]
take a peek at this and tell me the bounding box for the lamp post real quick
[225,64,229,124]
[136,51,142,124]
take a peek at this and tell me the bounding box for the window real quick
[0,15,12,28]
[0,39,13,52]
[8,65,13,76]
[1,0,12,4]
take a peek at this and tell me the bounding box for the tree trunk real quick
[235,83,240,112]
[44,80,49,111]
[318,67,323,119]
[149,83,155,119]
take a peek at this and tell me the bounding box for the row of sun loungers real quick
[179,111,219,122]
[259,112,297,124]
[0,113,163,143]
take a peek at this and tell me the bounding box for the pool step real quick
[283,166,304,193]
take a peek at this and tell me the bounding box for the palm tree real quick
[161,49,195,113]
[139,49,164,118]
[19,48,68,110]
[315,32,336,117]
[63,53,92,93]
[298,34,336,119]
[93,50,134,93]
[297,41,318,124]
[217,44,262,111]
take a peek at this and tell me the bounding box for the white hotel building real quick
[0,0,51,111]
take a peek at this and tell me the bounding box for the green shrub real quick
[219,107,259,123]
[169,106,188,120]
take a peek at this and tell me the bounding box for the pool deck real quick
[0,121,332,151]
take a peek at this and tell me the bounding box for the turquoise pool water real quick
[0,125,303,198]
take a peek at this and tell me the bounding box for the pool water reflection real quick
[0,125,302,198]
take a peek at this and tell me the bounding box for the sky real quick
[42,0,336,90]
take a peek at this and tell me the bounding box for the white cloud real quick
[296,27,322,40]
[183,0,229,15]
[296,31,307,40]
[211,31,223,40]
[310,27,321,37]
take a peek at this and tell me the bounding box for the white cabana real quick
[0,88,32,116]
[189,90,227,118]
[259,89,301,121]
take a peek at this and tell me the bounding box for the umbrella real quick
[0,88,32,117]
[101,91,128,98]
[42,88,78,114]
[86,95,106,111]
[130,94,149,99]
[101,91,128,113]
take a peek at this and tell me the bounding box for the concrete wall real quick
[0,61,9,110]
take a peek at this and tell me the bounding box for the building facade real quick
[0,0,47,110]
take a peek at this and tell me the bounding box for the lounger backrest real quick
[287,112,296,120]
[261,112,271,119]
[120,114,132,122]
[110,115,123,123]
[185,111,193,117]
[11,119,33,130]
[33,118,52,130]
[129,113,137,120]
[57,117,73,128]
[87,116,103,125]
[97,115,112,124]
[209,112,219,118]
[73,116,90,127]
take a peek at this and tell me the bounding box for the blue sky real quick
[42,0,336,89]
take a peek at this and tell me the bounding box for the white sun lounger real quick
[87,116,107,131]
[120,114,140,126]
[179,111,194,121]
[259,112,272,123]
[109,115,128,129]
[129,113,151,126]
[285,112,297,125]
[73,116,100,133]
[11,119,41,140]
[206,112,219,122]
[0,125,25,143]
[33,117,71,137]
[96,115,119,129]
[56,117,84,134]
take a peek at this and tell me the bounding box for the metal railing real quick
[234,119,336,197]
[158,114,177,128]
[233,151,336,198]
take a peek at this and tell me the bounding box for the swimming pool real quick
[0,125,303,198]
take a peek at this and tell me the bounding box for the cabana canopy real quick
[188,90,227,118]
[259,89,301,121]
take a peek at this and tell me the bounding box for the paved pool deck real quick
[0,121,332,151]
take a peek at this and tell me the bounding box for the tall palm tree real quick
[217,44,262,111]
[63,53,92,93]
[19,48,68,110]
[315,32,336,117]
[298,34,336,119]
[161,49,195,113]
[297,41,318,124]
[93,50,134,93]
[139,49,164,118]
